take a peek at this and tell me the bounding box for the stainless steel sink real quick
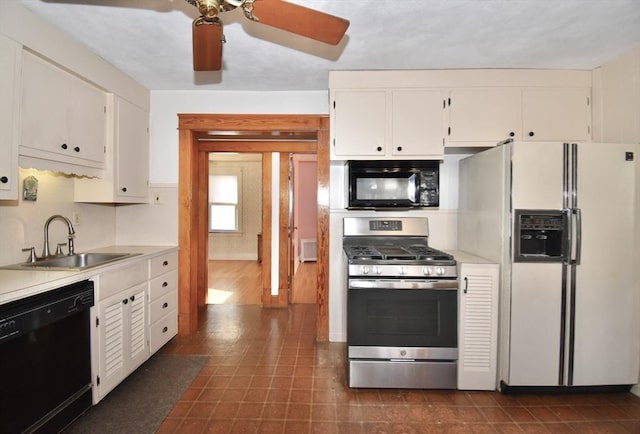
[0,253,140,271]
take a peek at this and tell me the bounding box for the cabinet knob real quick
[162,281,168,287]
[0,176,8,184]
[528,131,535,137]
[396,146,402,152]
[163,260,169,266]
[121,187,127,192]
[162,326,168,333]
[509,132,515,137]
[130,295,135,302]
[162,302,169,309]
[376,146,382,152]
[74,146,80,152]
[61,143,68,150]
[123,298,128,305]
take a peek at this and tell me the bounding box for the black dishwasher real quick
[0,280,94,433]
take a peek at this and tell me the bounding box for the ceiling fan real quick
[185,0,350,71]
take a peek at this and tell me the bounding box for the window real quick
[209,171,241,232]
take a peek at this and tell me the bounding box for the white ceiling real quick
[15,0,640,92]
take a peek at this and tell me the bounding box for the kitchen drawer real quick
[149,310,177,354]
[96,260,148,301]
[150,252,177,278]
[150,290,178,324]
[149,269,177,300]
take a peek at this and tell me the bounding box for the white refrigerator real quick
[458,141,640,389]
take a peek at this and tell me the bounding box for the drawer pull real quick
[162,281,168,287]
[162,260,169,266]
[162,326,168,333]
[162,302,168,309]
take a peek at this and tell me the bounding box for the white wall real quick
[148,91,329,184]
[117,90,331,248]
[0,168,116,266]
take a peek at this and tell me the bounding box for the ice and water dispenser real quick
[513,210,568,262]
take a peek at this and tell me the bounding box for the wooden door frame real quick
[177,114,330,341]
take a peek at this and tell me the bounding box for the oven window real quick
[348,288,457,348]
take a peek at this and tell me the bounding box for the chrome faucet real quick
[42,214,75,258]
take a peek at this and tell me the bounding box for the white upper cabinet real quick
[447,89,522,145]
[522,88,591,141]
[75,96,149,203]
[390,90,446,158]
[330,70,592,155]
[0,34,20,200]
[593,47,640,144]
[332,90,387,158]
[20,51,107,175]
[331,89,446,160]
[447,87,591,146]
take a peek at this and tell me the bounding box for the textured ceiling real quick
[15,0,640,91]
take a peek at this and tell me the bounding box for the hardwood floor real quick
[207,260,316,305]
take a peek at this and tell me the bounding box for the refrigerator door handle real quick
[562,208,572,263]
[572,208,582,265]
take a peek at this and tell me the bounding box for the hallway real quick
[207,260,317,305]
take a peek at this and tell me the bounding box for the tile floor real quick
[158,304,640,433]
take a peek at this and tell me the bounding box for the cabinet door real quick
[447,89,522,145]
[332,90,387,158]
[458,263,499,390]
[115,98,149,200]
[95,282,148,401]
[67,74,107,164]
[0,34,20,200]
[96,290,127,398]
[522,88,591,141]
[20,51,106,168]
[391,90,445,158]
[126,283,149,372]
[21,52,68,157]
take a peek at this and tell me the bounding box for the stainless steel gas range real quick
[343,217,458,389]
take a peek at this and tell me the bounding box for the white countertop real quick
[446,250,498,265]
[0,245,177,305]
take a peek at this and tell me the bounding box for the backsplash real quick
[0,168,116,266]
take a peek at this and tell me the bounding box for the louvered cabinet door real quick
[96,282,149,400]
[126,283,149,373]
[458,263,499,390]
[96,291,127,399]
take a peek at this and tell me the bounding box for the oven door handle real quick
[348,279,458,290]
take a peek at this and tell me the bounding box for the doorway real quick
[177,114,330,341]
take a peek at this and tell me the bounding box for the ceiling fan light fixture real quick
[192,17,224,70]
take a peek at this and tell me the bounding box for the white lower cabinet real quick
[457,262,499,390]
[91,249,178,403]
[95,281,148,400]
[148,253,178,354]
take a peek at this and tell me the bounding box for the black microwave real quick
[347,160,439,209]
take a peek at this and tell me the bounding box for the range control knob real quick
[361,266,370,275]
[423,267,432,276]
[374,266,382,275]
[399,266,407,275]
[436,267,446,276]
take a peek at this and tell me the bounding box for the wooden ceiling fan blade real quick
[192,19,224,71]
[249,0,349,45]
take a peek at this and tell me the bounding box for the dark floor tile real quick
[159,304,640,434]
